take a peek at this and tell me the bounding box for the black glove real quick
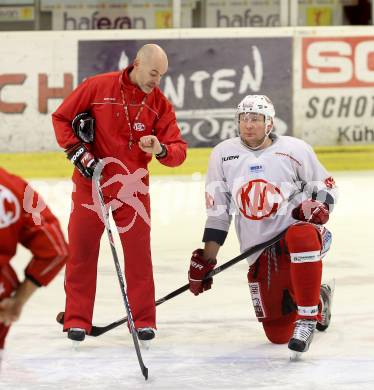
[72,112,95,143]
[66,144,99,179]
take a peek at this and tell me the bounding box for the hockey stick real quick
[94,175,148,380]
[57,229,285,337]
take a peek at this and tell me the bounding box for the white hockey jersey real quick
[204,135,337,265]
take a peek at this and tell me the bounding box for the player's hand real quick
[188,249,217,296]
[138,135,163,155]
[66,143,99,179]
[0,297,23,326]
[292,199,329,225]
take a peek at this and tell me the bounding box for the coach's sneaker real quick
[288,319,317,361]
[317,283,334,332]
[137,328,155,350]
[68,328,86,343]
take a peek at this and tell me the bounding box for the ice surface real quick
[1,172,374,389]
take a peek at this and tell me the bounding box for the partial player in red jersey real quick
[0,167,68,356]
[52,44,187,345]
[187,95,337,360]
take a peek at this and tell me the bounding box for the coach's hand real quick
[139,135,167,158]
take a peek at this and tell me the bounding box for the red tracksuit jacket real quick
[52,65,187,184]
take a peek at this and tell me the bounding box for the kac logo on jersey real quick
[236,179,283,220]
[133,122,146,132]
[0,184,21,228]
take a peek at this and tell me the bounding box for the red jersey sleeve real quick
[19,180,68,286]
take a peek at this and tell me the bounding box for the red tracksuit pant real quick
[63,181,155,333]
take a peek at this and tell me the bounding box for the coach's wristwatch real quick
[155,143,167,159]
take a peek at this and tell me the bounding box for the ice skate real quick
[68,328,86,348]
[317,282,335,332]
[137,328,155,350]
[288,319,316,361]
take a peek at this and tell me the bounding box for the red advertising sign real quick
[302,36,374,88]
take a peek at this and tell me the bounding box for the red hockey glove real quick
[188,249,217,296]
[292,199,329,225]
[66,144,99,179]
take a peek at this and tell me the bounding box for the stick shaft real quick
[88,229,286,337]
[94,178,148,379]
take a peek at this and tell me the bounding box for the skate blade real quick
[140,340,151,350]
[324,278,336,296]
[330,278,336,293]
[72,341,82,350]
[289,350,302,361]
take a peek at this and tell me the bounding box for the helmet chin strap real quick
[240,123,273,151]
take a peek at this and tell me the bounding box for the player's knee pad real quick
[262,312,297,344]
[285,222,322,261]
